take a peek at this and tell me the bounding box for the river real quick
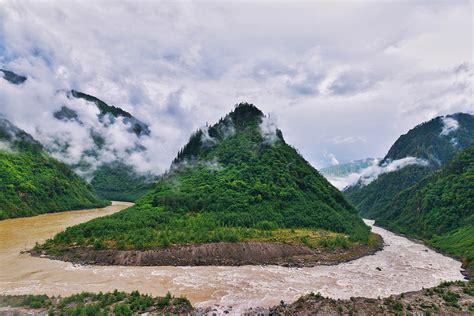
[0,202,465,313]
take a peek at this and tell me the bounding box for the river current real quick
[0,202,465,313]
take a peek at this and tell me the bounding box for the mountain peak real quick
[173,103,275,164]
[229,102,264,127]
[0,69,27,85]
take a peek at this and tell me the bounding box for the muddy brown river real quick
[0,202,465,313]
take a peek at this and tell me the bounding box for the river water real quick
[0,202,465,313]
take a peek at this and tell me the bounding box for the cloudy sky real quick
[0,0,472,173]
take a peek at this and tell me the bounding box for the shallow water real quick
[0,203,465,313]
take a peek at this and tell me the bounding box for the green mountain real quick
[90,161,155,202]
[345,113,474,218]
[0,118,109,220]
[376,145,474,270]
[43,103,370,252]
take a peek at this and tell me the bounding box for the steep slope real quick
[0,118,109,219]
[345,113,474,218]
[39,103,377,266]
[376,145,474,270]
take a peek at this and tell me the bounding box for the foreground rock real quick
[271,280,474,315]
[32,235,383,267]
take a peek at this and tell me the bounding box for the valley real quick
[0,207,466,313]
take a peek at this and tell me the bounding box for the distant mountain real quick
[377,145,474,270]
[66,90,150,137]
[320,158,378,189]
[320,158,377,178]
[54,90,154,201]
[1,69,154,202]
[345,113,474,218]
[0,69,27,84]
[42,103,372,257]
[0,118,109,219]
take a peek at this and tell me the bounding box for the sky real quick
[0,0,472,174]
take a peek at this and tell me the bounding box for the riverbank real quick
[1,212,464,310]
[270,280,474,315]
[1,280,473,315]
[31,233,383,267]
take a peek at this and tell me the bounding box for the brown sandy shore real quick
[30,234,383,267]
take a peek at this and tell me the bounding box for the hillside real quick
[90,161,155,202]
[345,113,474,218]
[376,145,474,270]
[38,103,378,266]
[0,118,109,220]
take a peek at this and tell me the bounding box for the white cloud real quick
[325,157,430,190]
[0,0,472,174]
[440,116,459,136]
[260,114,279,145]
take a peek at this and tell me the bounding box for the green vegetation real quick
[90,161,155,202]
[273,281,474,315]
[0,290,192,315]
[41,103,370,252]
[344,164,434,219]
[376,145,474,270]
[345,113,474,218]
[0,118,109,220]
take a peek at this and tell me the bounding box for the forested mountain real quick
[1,69,153,202]
[0,118,109,220]
[90,161,155,202]
[56,90,153,201]
[42,103,371,252]
[345,113,474,218]
[376,145,474,270]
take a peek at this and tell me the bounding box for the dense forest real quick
[375,145,474,269]
[90,161,155,202]
[345,113,474,217]
[41,103,371,252]
[0,118,109,220]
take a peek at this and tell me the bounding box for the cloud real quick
[323,152,340,166]
[259,114,279,145]
[440,116,459,136]
[325,157,430,190]
[0,0,472,175]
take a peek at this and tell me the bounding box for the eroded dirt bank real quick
[32,236,383,267]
